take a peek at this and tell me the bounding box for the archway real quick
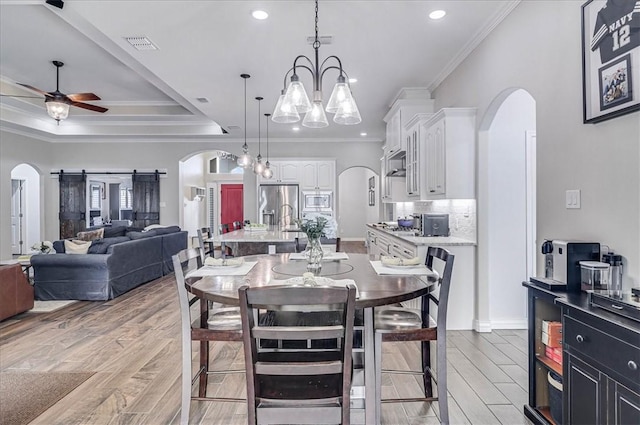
[477,88,536,331]
[337,166,378,241]
[10,163,42,255]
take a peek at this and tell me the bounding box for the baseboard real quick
[474,319,492,333]
[489,319,527,329]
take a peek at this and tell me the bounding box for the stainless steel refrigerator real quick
[258,184,299,227]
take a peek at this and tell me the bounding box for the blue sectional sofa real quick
[31,226,187,301]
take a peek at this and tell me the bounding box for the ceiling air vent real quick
[124,36,158,51]
[307,35,332,45]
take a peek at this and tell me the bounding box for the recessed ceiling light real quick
[349,78,358,83]
[252,10,268,20]
[360,132,367,136]
[292,126,300,131]
[429,10,446,20]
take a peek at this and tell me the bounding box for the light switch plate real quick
[566,190,581,209]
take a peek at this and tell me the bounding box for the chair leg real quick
[421,340,433,398]
[181,335,192,425]
[199,341,209,398]
[436,336,449,425]
[374,331,382,421]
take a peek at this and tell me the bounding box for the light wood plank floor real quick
[1,242,532,424]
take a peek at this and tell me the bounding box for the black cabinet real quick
[558,294,640,425]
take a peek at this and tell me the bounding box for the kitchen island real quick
[366,223,477,330]
[212,227,302,257]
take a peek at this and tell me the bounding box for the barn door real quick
[59,171,87,239]
[132,171,160,228]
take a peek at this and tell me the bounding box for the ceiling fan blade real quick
[16,83,51,97]
[67,92,101,102]
[71,101,108,113]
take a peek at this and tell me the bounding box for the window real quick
[90,184,101,210]
[120,188,133,209]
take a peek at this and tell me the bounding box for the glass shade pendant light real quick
[272,0,361,127]
[262,113,273,179]
[45,98,70,122]
[253,97,266,175]
[237,74,254,168]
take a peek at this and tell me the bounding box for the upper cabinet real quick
[300,161,335,190]
[383,90,435,158]
[422,108,476,199]
[257,160,300,184]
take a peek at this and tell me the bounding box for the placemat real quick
[370,260,432,276]
[186,261,258,277]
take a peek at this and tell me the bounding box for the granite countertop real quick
[216,228,300,243]
[366,224,476,246]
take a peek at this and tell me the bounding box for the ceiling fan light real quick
[283,78,311,113]
[272,93,300,123]
[302,101,329,128]
[325,78,351,114]
[333,100,362,125]
[45,99,69,121]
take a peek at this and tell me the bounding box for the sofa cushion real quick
[64,240,92,254]
[152,225,181,235]
[127,230,158,240]
[53,240,65,253]
[104,226,127,238]
[76,228,104,242]
[88,236,131,254]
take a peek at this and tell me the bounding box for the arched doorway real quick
[10,163,42,255]
[477,88,536,331]
[337,166,378,241]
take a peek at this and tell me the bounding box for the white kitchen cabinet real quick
[404,113,432,199]
[383,96,434,158]
[258,161,300,184]
[300,160,335,190]
[422,108,476,199]
[382,150,407,203]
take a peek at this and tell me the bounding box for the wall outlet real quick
[268,245,276,254]
[565,190,581,209]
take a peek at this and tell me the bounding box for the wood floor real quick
[0,242,532,424]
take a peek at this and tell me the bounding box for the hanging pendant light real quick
[253,96,265,175]
[272,0,361,128]
[262,113,273,179]
[237,74,254,168]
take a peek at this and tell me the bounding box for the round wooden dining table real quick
[187,252,438,424]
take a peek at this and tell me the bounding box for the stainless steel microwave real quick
[302,191,332,211]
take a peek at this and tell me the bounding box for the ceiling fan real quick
[14,60,108,122]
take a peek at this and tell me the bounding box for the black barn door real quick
[59,172,86,239]
[132,171,160,228]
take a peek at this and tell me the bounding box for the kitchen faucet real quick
[279,203,294,227]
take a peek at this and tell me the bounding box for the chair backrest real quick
[232,221,242,230]
[172,248,204,348]
[424,246,455,329]
[196,227,212,259]
[219,223,230,234]
[295,237,341,253]
[239,283,357,425]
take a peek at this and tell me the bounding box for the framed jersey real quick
[582,0,640,123]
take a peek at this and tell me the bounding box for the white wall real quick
[11,163,41,252]
[181,153,206,238]
[433,1,640,289]
[338,167,378,240]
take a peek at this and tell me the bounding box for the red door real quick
[220,184,243,230]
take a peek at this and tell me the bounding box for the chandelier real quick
[237,74,254,168]
[272,0,361,128]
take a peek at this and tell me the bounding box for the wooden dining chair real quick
[219,223,230,234]
[172,248,244,425]
[374,246,455,424]
[239,283,357,425]
[196,227,221,259]
[295,237,341,253]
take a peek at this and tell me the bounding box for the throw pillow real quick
[76,228,104,242]
[64,239,92,255]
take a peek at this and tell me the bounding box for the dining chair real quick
[239,283,357,425]
[219,223,230,234]
[196,227,220,259]
[374,246,455,424]
[172,247,244,425]
[295,237,341,253]
[232,220,242,230]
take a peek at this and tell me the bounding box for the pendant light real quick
[272,0,361,128]
[253,96,265,175]
[262,113,273,179]
[237,74,254,168]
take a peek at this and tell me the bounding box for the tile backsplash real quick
[394,199,476,242]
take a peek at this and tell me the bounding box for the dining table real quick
[187,252,438,425]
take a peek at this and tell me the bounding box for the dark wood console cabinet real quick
[524,280,640,425]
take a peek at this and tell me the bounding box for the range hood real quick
[386,168,406,177]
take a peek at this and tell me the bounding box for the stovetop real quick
[371,222,420,236]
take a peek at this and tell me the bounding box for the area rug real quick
[0,371,94,425]
[30,300,78,313]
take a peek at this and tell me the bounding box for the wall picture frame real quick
[581,0,640,123]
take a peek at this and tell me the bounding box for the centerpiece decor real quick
[31,241,54,254]
[298,214,337,274]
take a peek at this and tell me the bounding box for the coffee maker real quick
[552,240,600,292]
